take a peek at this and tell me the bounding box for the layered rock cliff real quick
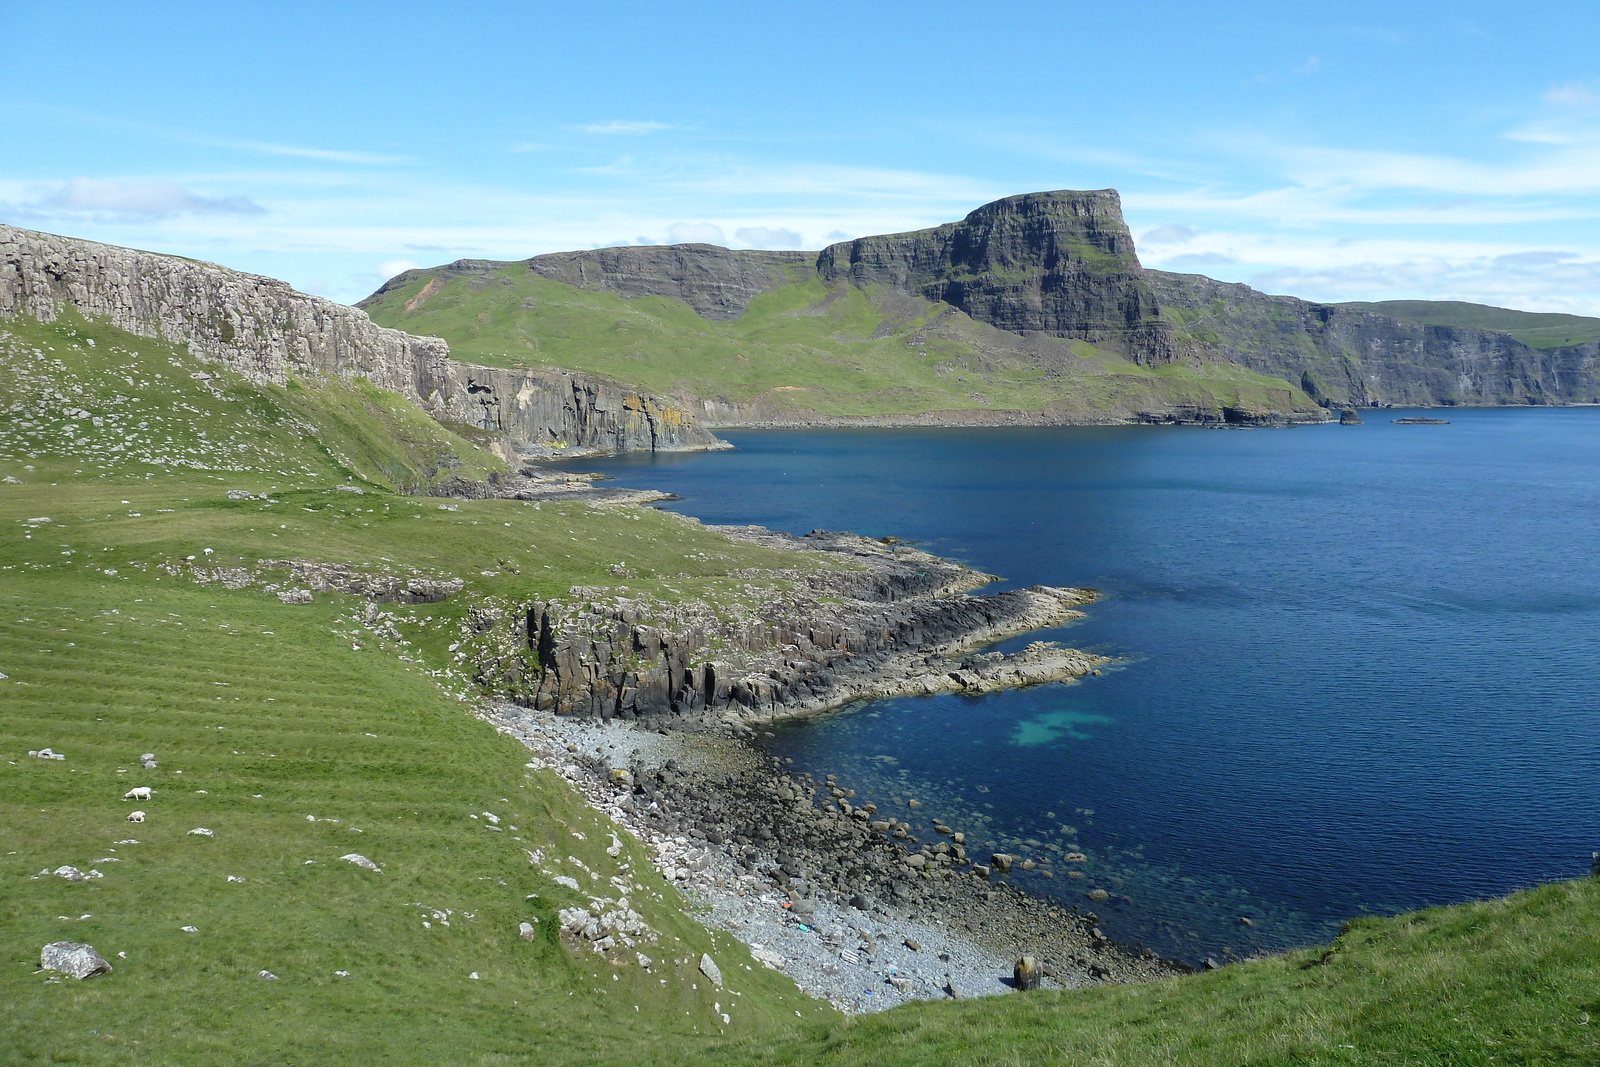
[817,190,1178,366]
[1152,271,1600,407]
[0,223,724,459]
[465,529,1102,723]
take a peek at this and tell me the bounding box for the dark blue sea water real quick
[564,410,1600,964]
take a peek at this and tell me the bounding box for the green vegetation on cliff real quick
[362,264,1319,423]
[1337,299,1600,350]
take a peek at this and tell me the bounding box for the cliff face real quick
[0,224,723,459]
[1153,271,1600,407]
[817,190,1178,365]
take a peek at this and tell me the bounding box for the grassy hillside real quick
[0,312,838,1064]
[362,264,1321,421]
[1338,300,1600,350]
[5,307,1595,1065]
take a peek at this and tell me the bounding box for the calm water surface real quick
[565,410,1600,964]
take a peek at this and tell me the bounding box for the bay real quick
[563,409,1600,964]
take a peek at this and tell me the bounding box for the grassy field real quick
[5,307,1596,1065]
[361,266,1320,421]
[1338,300,1600,350]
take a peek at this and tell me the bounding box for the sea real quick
[562,409,1600,965]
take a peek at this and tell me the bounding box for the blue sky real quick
[6,1,1600,312]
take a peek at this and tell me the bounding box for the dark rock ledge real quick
[492,528,1108,726]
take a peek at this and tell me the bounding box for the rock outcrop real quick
[818,190,1178,366]
[1152,270,1600,408]
[0,224,723,459]
[466,529,1103,724]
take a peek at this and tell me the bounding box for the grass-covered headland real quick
[4,310,1597,1065]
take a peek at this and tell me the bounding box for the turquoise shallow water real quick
[565,410,1600,964]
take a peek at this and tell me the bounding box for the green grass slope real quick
[362,264,1320,421]
[0,312,836,1064]
[1337,300,1600,350]
[717,878,1600,1066]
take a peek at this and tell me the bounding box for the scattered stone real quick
[1239,916,1255,927]
[29,748,66,760]
[1014,955,1043,991]
[334,970,351,978]
[258,970,278,980]
[180,926,199,933]
[519,921,537,941]
[40,942,111,979]
[944,978,964,999]
[1086,888,1110,902]
[699,953,723,987]
[990,853,1014,872]
[903,938,921,952]
[1203,957,1221,970]
[340,853,380,872]
[187,828,215,838]
[52,866,92,881]
[888,975,914,993]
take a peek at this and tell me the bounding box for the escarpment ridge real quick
[0,223,724,460]
[367,187,1600,417]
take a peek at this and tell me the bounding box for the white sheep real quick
[127,810,146,823]
[123,787,152,801]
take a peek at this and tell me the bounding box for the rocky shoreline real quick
[486,704,1187,1013]
[503,525,1108,725]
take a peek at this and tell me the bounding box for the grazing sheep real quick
[123,787,152,801]
[127,810,146,823]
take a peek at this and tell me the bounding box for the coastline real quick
[485,703,1186,1013]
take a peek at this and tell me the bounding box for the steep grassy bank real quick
[716,877,1600,1065]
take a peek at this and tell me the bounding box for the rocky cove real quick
[428,505,1186,1003]
[483,702,1186,1012]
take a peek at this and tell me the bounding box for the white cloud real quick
[576,120,676,135]
[1163,251,1237,268]
[1140,224,1200,245]
[1545,82,1599,107]
[734,225,803,249]
[376,258,420,280]
[10,178,266,222]
[664,221,726,246]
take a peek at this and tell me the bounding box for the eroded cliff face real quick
[464,529,1100,723]
[817,190,1179,366]
[1153,271,1600,407]
[0,224,723,459]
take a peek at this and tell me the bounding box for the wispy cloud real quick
[215,138,409,165]
[574,120,677,135]
[2,178,266,223]
[1545,81,1599,107]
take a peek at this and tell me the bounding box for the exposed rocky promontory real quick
[460,527,1105,724]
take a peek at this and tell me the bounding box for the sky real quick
[5,1,1600,312]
